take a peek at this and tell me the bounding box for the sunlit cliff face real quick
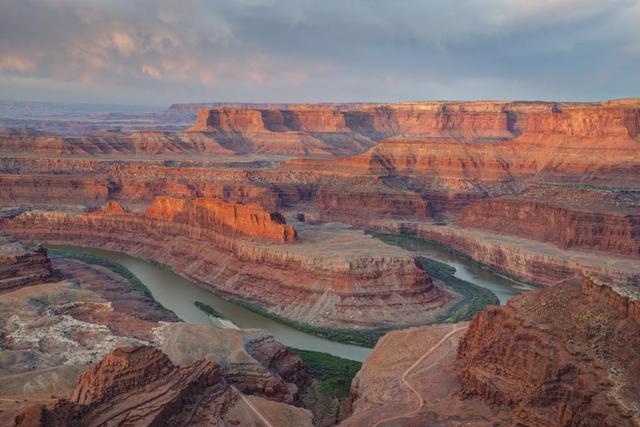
[1,0,639,104]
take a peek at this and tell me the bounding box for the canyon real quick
[1,99,639,426]
[342,277,640,426]
[0,238,314,426]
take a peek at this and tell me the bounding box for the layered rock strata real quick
[0,234,59,292]
[0,234,313,425]
[415,223,640,286]
[457,277,640,426]
[153,322,309,403]
[14,346,312,427]
[0,200,452,329]
[191,100,640,142]
[143,196,296,242]
[458,188,640,256]
[342,277,640,426]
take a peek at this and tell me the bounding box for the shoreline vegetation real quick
[47,233,514,349]
[420,257,499,323]
[47,247,182,321]
[194,300,226,319]
[368,231,542,288]
[288,347,361,398]
[229,298,389,348]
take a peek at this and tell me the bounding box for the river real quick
[370,233,535,304]
[52,238,532,362]
[52,245,373,361]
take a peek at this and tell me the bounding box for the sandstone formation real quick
[1,99,639,327]
[458,187,640,256]
[0,201,453,329]
[143,196,296,242]
[342,277,640,426]
[0,234,313,425]
[2,98,640,426]
[414,222,640,287]
[457,277,640,426]
[153,322,309,404]
[0,233,59,292]
[0,261,160,425]
[14,346,312,427]
[191,100,639,140]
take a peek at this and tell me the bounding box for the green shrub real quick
[229,299,388,348]
[194,301,225,318]
[288,347,361,398]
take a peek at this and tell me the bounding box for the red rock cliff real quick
[190,100,640,140]
[456,278,640,426]
[143,196,296,242]
[15,346,226,426]
[458,195,640,256]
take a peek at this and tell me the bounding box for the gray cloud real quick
[0,0,638,105]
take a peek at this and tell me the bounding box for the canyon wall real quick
[0,200,452,330]
[459,196,640,256]
[457,277,640,426]
[0,234,59,292]
[342,277,640,426]
[191,100,640,140]
[415,223,640,286]
[142,196,296,242]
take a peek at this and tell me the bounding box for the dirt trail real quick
[230,385,275,427]
[372,325,468,427]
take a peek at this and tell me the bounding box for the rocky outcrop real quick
[0,202,451,329]
[14,346,312,427]
[581,276,640,324]
[416,223,640,286]
[457,278,640,426]
[343,278,640,426]
[153,322,309,404]
[191,100,640,140]
[0,234,59,292]
[314,182,432,221]
[143,196,296,242]
[459,194,640,256]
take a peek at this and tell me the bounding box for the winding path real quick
[372,325,468,427]
[230,385,275,427]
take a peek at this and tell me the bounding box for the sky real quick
[1,0,639,106]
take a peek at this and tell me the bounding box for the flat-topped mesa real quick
[143,196,296,242]
[188,100,640,140]
[0,206,448,329]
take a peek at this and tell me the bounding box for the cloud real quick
[0,56,35,72]
[0,0,638,105]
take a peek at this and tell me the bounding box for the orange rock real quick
[144,196,296,242]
